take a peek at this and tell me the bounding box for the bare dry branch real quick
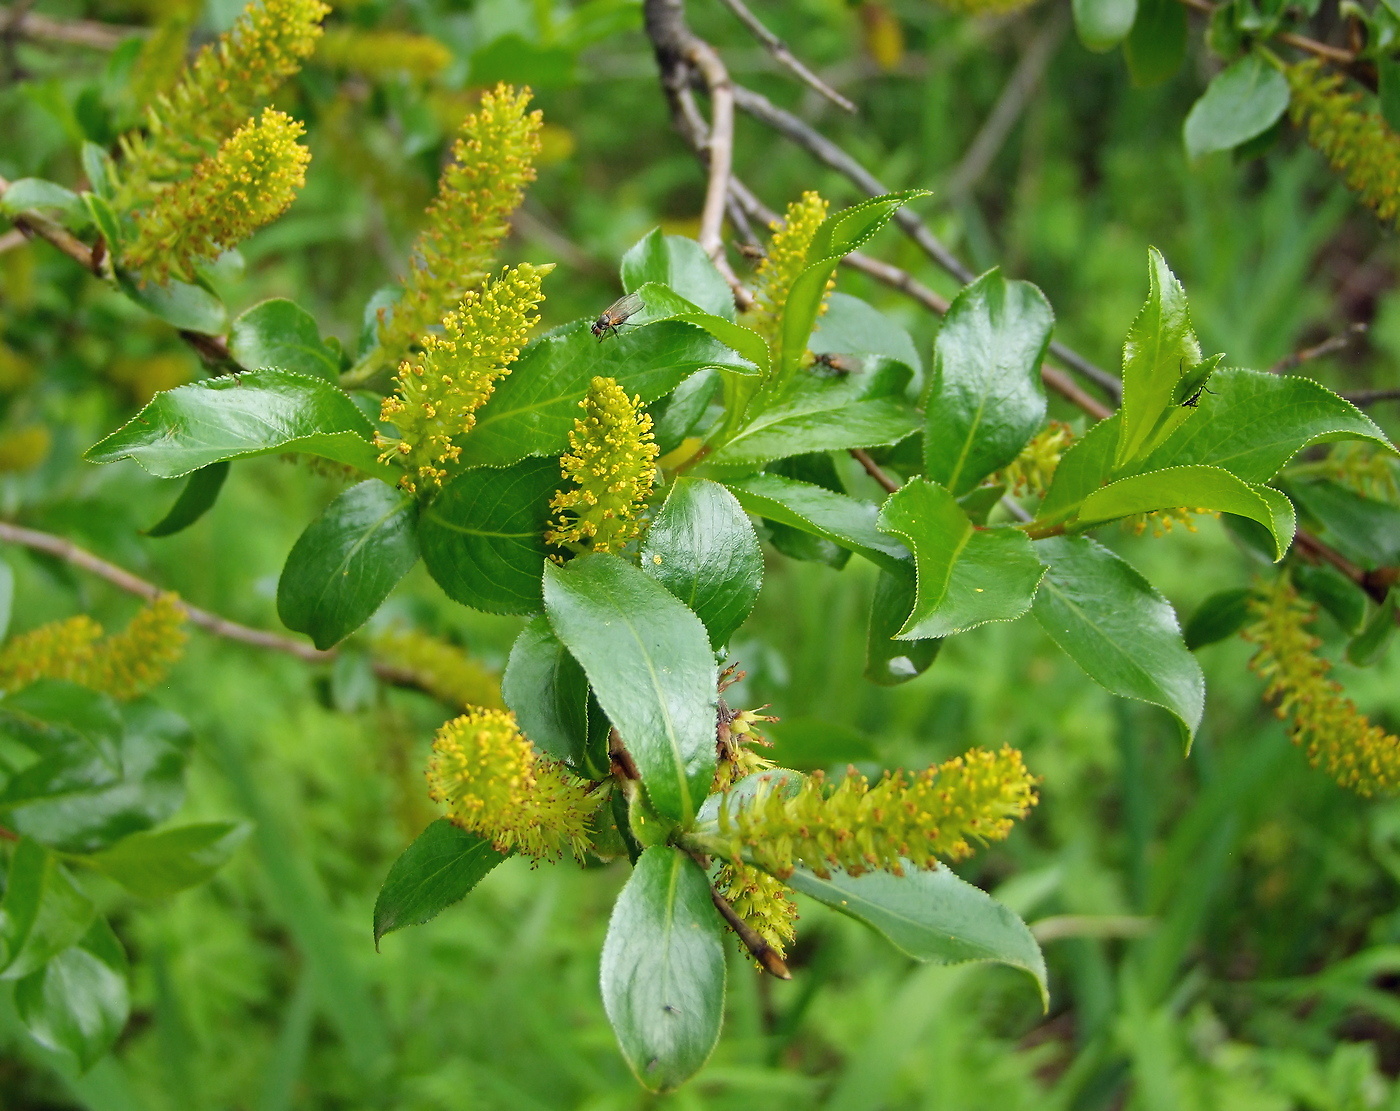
[1345,387,1400,406]
[0,5,141,50]
[1269,323,1367,374]
[715,0,856,113]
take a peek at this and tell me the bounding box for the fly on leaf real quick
[591,292,644,341]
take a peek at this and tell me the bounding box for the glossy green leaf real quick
[372,819,508,947]
[864,568,941,686]
[0,680,124,773]
[711,397,917,469]
[542,555,716,824]
[810,292,921,372]
[116,271,227,335]
[277,480,420,649]
[878,480,1045,638]
[625,283,768,373]
[1078,465,1296,561]
[85,370,387,479]
[1292,561,1368,634]
[1038,415,1119,524]
[85,821,249,899]
[1285,479,1400,569]
[640,478,762,648]
[1116,249,1202,468]
[15,935,129,1071]
[923,270,1054,495]
[143,462,229,538]
[783,864,1047,1006]
[651,370,719,454]
[0,838,95,981]
[1183,588,1256,650]
[1139,369,1389,482]
[1183,54,1290,159]
[1125,0,1186,86]
[455,321,756,469]
[1346,588,1398,667]
[229,298,340,382]
[0,178,83,222]
[725,474,909,573]
[418,458,559,615]
[501,616,593,769]
[600,847,725,1093]
[1074,0,1136,50]
[1032,536,1204,750]
[621,229,735,320]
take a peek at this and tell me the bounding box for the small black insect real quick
[591,292,645,341]
[811,352,863,377]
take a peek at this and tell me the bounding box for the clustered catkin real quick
[997,422,1074,497]
[425,708,601,861]
[746,191,830,358]
[315,28,452,79]
[714,861,799,960]
[1244,575,1400,796]
[372,628,502,710]
[378,263,549,493]
[546,377,660,555]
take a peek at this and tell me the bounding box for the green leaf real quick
[455,321,756,470]
[621,230,736,321]
[1138,369,1390,482]
[1078,465,1296,561]
[229,298,340,382]
[1292,562,1368,634]
[277,480,420,649]
[543,555,716,824]
[864,568,941,686]
[0,178,84,222]
[1183,587,1256,650]
[85,370,388,479]
[501,616,593,769]
[600,846,725,1093]
[372,820,508,947]
[143,462,229,538]
[1038,415,1119,524]
[810,190,932,259]
[923,270,1054,495]
[82,193,121,253]
[1381,57,1400,132]
[1346,588,1398,667]
[115,271,227,335]
[1125,0,1187,86]
[1032,536,1204,750]
[878,480,1045,638]
[1116,249,1203,468]
[1285,479,1400,569]
[15,933,129,1071]
[80,142,116,202]
[0,703,192,853]
[1183,54,1291,160]
[710,397,917,469]
[783,864,1047,1007]
[84,821,248,899]
[640,478,762,648]
[626,283,768,374]
[418,458,559,615]
[811,292,921,372]
[651,371,719,455]
[0,680,124,773]
[0,558,12,642]
[725,474,910,573]
[0,838,95,981]
[1074,0,1137,50]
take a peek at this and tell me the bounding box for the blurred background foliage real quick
[3,0,1400,1106]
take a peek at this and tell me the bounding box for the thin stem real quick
[700,859,793,979]
[1268,323,1367,374]
[0,5,140,49]
[715,0,856,113]
[850,448,899,493]
[1345,387,1400,406]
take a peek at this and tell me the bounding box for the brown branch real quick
[715,0,856,113]
[1269,323,1367,374]
[0,5,141,50]
[851,448,899,493]
[707,873,792,979]
[1345,387,1400,406]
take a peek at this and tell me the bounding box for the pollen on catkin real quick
[379,84,543,359]
[117,0,328,202]
[124,109,311,284]
[747,191,830,355]
[1243,575,1400,796]
[996,422,1073,497]
[378,263,549,494]
[715,861,798,962]
[425,707,600,860]
[1288,60,1400,229]
[372,628,502,709]
[0,593,188,699]
[715,745,1037,879]
[546,376,660,555]
[316,28,452,79]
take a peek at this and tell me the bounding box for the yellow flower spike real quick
[372,628,502,710]
[746,191,830,358]
[1244,575,1400,796]
[378,263,549,494]
[425,707,601,861]
[125,109,311,285]
[714,861,798,962]
[0,593,188,699]
[117,0,328,200]
[380,84,543,359]
[996,421,1074,497]
[716,746,1037,879]
[316,28,452,79]
[546,376,660,556]
[1288,61,1400,229]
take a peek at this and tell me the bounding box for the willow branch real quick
[1345,387,1400,406]
[715,0,855,113]
[0,6,140,50]
[1172,0,1375,88]
[1268,323,1367,374]
[851,448,899,493]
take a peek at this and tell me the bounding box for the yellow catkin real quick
[316,28,451,78]
[715,861,798,962]
[0,593,187,699]
[425,707,600,860]
[1288,60,1400,229]
[996,422,1073,497]
[1244,576,1400,796]
[125,109,311,284]
[546,377,659,555]
[0,425,51,473]
[1318,443,1400,504]
[379,84,542,359]
[378,263,549,494]
[372,628,502,709]
[713,706,778,793]
[117,0,328,201]
[716,745,1037,879]
[747,191,830,357]
[1123,506,1218,538]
